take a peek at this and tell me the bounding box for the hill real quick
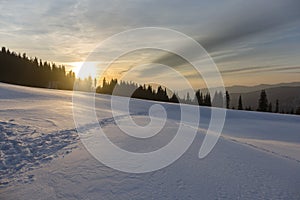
[1,82,300,199]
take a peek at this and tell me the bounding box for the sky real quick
[1,0,300,89]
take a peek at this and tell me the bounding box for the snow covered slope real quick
[1,82,300,199]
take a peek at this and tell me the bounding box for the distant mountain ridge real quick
[230,86,300,112]
[178,82,300,112]
[225,82,300,111]
[224,82,300,94]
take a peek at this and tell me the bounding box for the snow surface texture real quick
[0,82,300,199]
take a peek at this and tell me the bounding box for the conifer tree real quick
[258,90,268,112]
[268,102,273,112]
[170,93,179,103]
[275,99,279,113]
[296,107,300,115]
[195,90,203,106]
[238,95,243,110]
[225,91,230,109]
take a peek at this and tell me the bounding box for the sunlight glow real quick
[66,62,99,79]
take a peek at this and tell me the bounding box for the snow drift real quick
[0,82,300,199]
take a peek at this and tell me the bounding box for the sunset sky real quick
[1,0,300,89]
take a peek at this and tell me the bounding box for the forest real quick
[1,47,299,115]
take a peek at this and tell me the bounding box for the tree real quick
[212,91,223,108]
[268,102,273,112]
[102,78,107,87]
[245,106,252,111]
[225,91,230,109]
[195,90,204,106]
[238,95,243,110]
[258,90,268,112]
[94,78,97,88]
[186,92,191,103]
[296,107,300,115]
[275,99,279,113]
[0,47,75,90]
[156,86,169,102]
[170,93,179,103]
[204,93,212,107]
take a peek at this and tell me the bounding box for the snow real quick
[1,82,300,199]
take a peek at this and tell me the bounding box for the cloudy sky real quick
[1,0,300,89]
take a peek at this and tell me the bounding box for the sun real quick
[67,62,99,79]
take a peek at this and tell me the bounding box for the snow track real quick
[0,121,78,187]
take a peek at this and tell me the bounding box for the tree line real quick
[95,78,213,106]
[0,47,104,92]
[0,47,75,90]
[225,89,300,115]
[1,47,299,115]
[0,47,212,105]
[95,78,300,115]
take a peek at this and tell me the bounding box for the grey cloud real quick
[222,65,300,75]
[1,0,300,87]
[152,0,300,69]
[198,0,300,51]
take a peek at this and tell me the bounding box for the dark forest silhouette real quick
[0,47,75,90]
[0,47,213,106]
[95,78,213,106]
[1,47,299,115]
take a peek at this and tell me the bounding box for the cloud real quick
[197,0,300,50]
[152,0,300,65]
[1,0,300,87]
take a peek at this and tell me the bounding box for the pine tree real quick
[212,91,223,108]
[275,99,279,113]
[170,93,179,103]
[258,90,268,112]
[245,106,252,111]
[194,90,213,106]
[268,102,272,112]
[225,91,230,109]
[204,93,212,106]
[296,107,300,115]
[94,78,97,88]
[238,95,243,110]
[186,92,191,104]
[0,47,75,90]
[195,90,203,106]
[102,78,106,87]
